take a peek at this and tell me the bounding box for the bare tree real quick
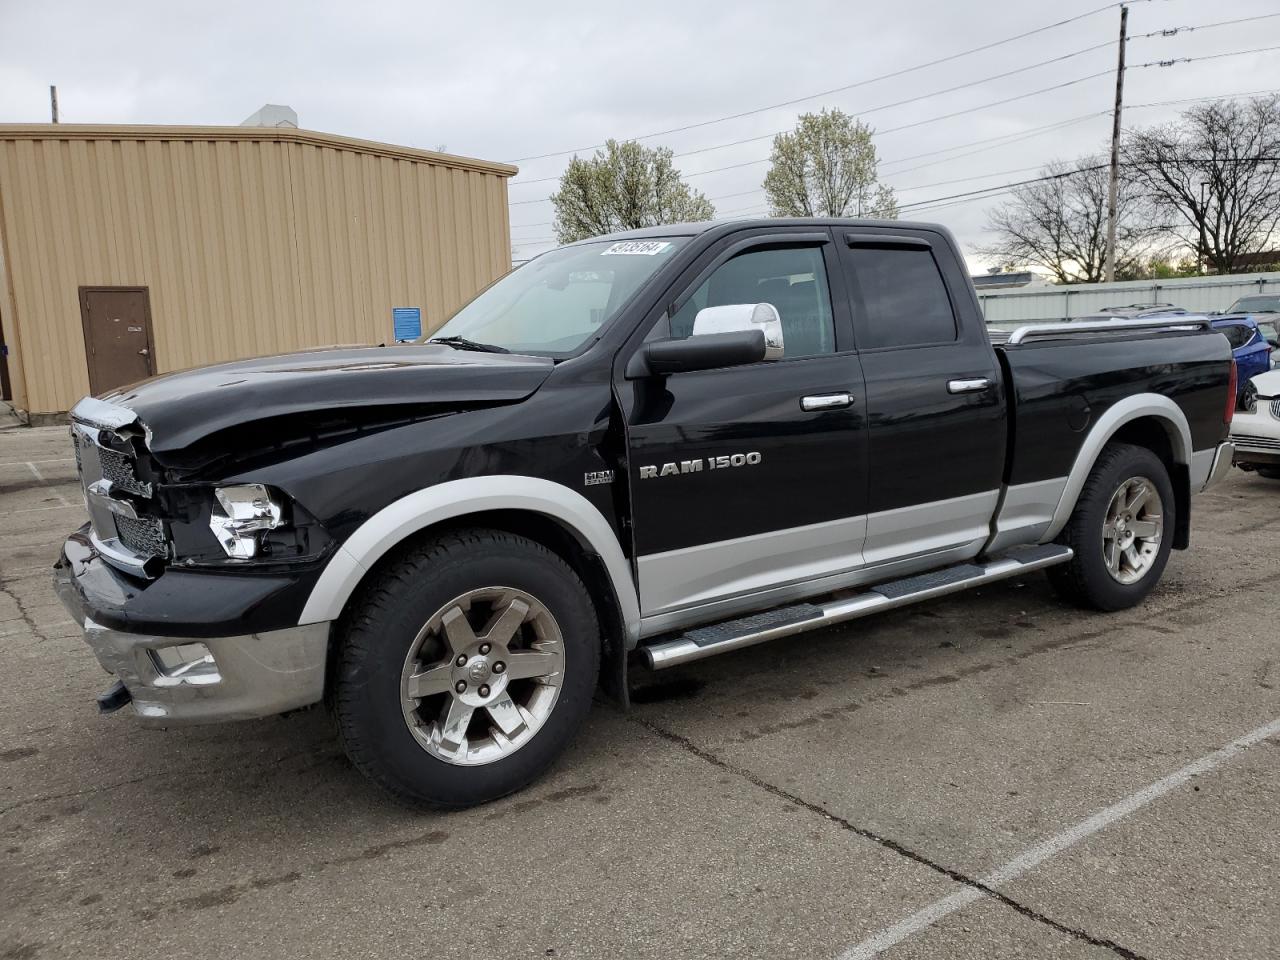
[976,157,1164,283]
[551,140,715,244]
[1123,96,1280,273]
[763,109,897,219]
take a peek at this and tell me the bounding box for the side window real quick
[847,246,957,349]
[670,245,836,358]
[1220,324,1254,349]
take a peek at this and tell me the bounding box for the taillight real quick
[1225,360,1237,425]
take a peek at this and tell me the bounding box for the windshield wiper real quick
[428,336,510,354]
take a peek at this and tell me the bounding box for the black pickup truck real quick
[54,218,1237,807]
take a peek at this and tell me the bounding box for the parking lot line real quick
[838,714,1280,960]
[7,501,80,515]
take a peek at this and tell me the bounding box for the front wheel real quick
[333,529,600,808]
[1047,442,1175,611]
[1254,465,1280,480]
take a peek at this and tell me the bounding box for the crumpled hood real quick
[97,343,555,457]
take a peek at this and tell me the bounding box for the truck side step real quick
[641,544,1073,670]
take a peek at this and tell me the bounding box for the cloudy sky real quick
[2,0,1279,271]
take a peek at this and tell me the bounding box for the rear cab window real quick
[842,243,958,349]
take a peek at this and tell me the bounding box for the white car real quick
[1232,368,1280,479]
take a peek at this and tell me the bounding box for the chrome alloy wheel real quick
[400,587,565,766]
[1102,476,1163,585]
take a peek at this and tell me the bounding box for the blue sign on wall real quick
[392,307,422,341]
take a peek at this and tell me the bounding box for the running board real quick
[641,544,1073,670]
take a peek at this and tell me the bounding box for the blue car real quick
[1211,316,1272,398]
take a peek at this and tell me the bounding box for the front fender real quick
[296,475,641,645]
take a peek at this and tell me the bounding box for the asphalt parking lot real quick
[2,424,1277,960]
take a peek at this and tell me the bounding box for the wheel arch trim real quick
[298,476,640,643]
[1041,393,1192,542]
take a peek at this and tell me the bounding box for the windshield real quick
[428,238,687,356]
[1226,296,1280,314]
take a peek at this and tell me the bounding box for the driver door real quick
[616,229,869,628]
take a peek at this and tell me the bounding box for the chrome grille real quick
[69,399,169,577]
[1232,433,1280,451]
[114,515,168,558]
[1270,398,1280,421]
[97,445,152,496]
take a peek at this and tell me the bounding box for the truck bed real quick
[993,319,1230,492]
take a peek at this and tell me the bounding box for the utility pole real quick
[1103,5,1127,282]
[49,85,58,123]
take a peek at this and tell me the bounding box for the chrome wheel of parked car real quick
[400,586,565,767]
[1102,475,1163,585]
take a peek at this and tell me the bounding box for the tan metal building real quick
[0,123,516,420]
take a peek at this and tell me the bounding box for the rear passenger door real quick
[837,230,1005,565]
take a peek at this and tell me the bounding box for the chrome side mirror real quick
[691,303,784,360]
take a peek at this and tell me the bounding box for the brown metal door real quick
[79,287,155,394]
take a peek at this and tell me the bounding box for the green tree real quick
[763,109,897,218]
[551,140,715,244]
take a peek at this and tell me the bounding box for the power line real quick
[880,113,1105,171]
[510,54,1280,210]
[895,163,1055,193]
[507,71,1116,205]
[510,39,1119,186]
[512,12,1279,184]
[1127,43,1280,72]
[1132,11,1280,40]
[509,88,1280,235]
[1129,87,1280,111]
[701,115,1104,205]
[507,2,1129,165]
[670,56,1117,160]
[898,155,1280,213]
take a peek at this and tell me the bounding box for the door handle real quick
[947,378,991,394]
[801,392,854,411]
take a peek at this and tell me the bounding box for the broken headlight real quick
[208,484,284,560]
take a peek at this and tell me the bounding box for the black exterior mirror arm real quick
[636,330,767,377]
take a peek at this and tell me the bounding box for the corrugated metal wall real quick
[0,125,515,415]
[979,272,1280,325]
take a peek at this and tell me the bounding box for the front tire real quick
[1047,442,1175,611]
[1254,465,1280,480]
[334,529,600,809]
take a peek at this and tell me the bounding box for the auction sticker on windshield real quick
[602,240,673,256]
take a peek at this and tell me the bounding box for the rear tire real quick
[334,529,600,809]
[1046,442,1175,612]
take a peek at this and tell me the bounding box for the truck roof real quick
[574,217,949,245]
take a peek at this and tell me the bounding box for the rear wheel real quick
[334,529,600,808]
[1047,442,1175,611]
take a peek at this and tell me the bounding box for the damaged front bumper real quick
[53,531,329,726]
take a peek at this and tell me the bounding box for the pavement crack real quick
[630,713,1154,960]
[0,575,52,643]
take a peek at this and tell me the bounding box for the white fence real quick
[978,272,1280,325]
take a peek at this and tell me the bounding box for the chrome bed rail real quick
[1000,316,1212,345]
